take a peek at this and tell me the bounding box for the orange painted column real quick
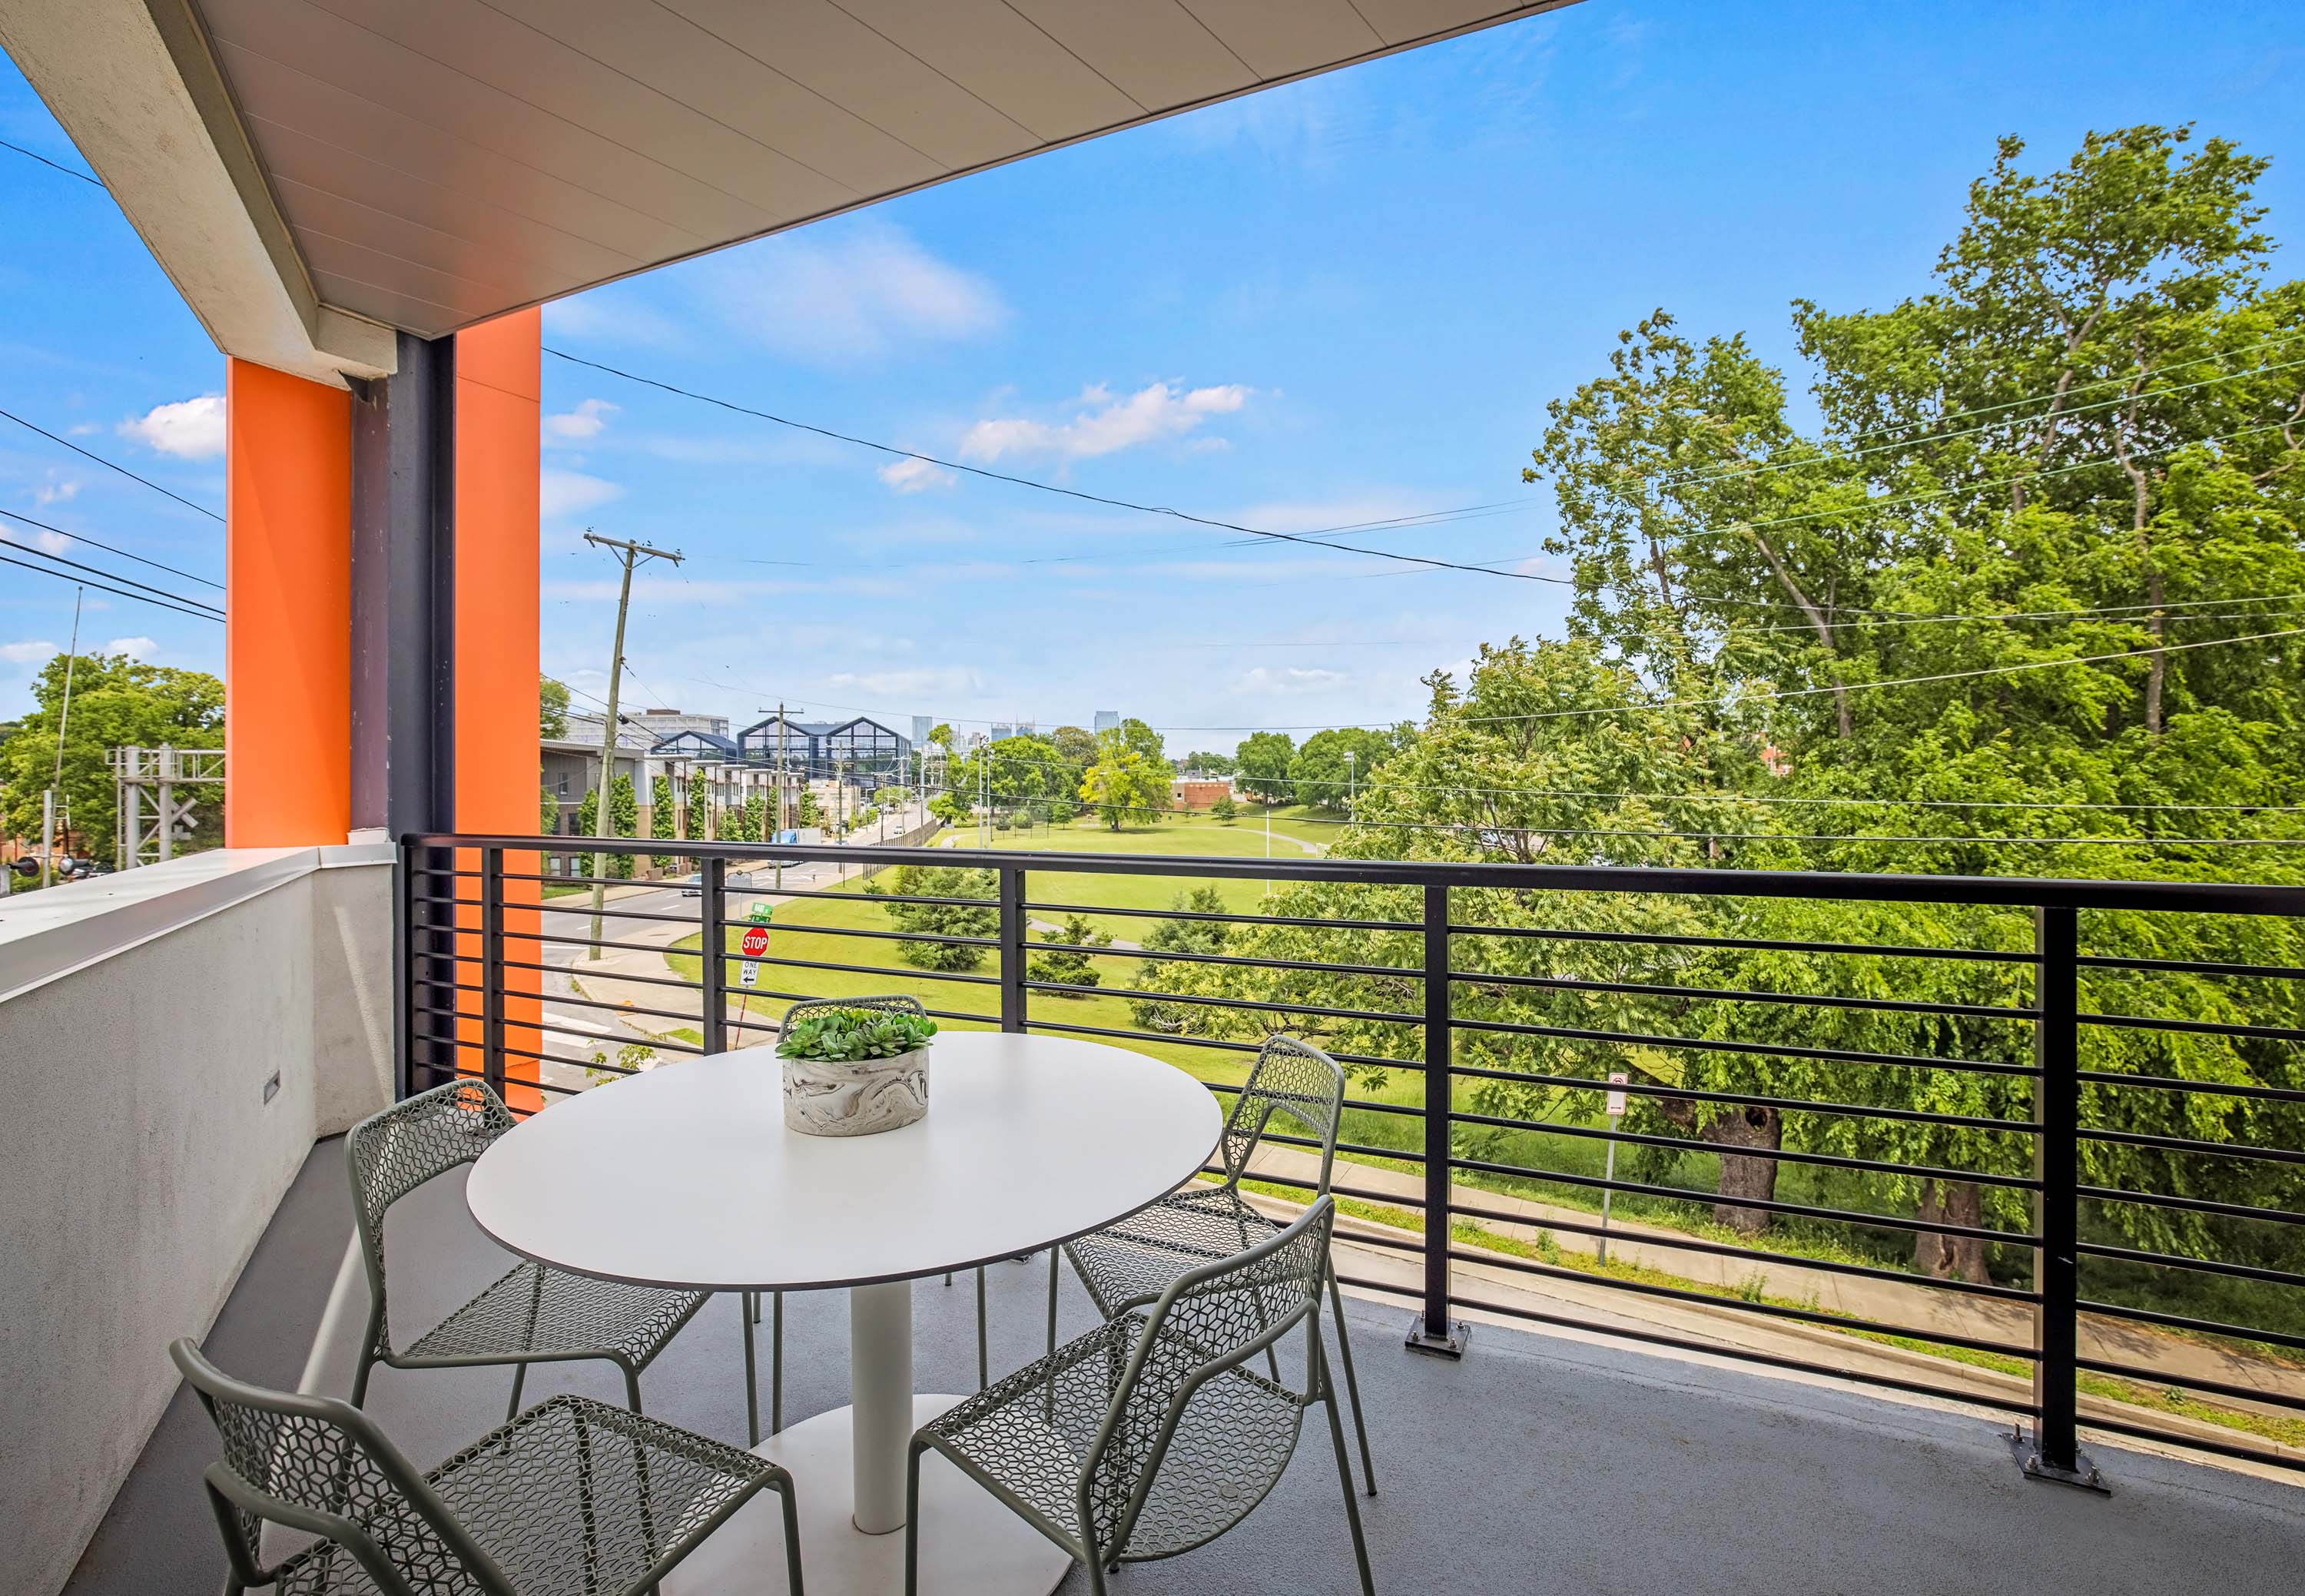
[224,360,351,847]
[454,310,545,1110]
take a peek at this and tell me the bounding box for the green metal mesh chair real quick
[909,1197,1371,1596]
[346,1080,725,1428]
[170,1339,801,1595]
[1050,1034,1375,1494]
[748,996,993,1435]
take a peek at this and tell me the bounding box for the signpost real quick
[1599,1071,1629,1264]
[739,921,769,989]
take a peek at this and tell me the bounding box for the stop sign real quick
[739,924,770,959]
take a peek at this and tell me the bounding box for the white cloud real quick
[1,639,58,664]
[1232,665,1349,695]
[543,398,617,444]
[712,223,1005,367]
[542,291,689,350]
[2,524,71,556]
[824,666,983,698]
[31,475,81,507]
[960,383,1249,463]
[877,456,957,495]
[119,394,226,460]
[102,635,157,660]
[539,469,624,520]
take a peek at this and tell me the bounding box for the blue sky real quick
[2,2,2300,748]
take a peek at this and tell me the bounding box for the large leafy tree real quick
[1288,725,1414,813]
[539,675,569,738]
[1234,730,1296,804]
[1079,731,1170,830]
[1,652,224,866]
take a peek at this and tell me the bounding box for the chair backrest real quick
[1086,1197,1335,1557]
[170,1339,506,1596]
[774,993,927,1038]
[346,1080,515,1334]
[1218,1035,1345,1194]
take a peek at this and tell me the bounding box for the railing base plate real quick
[1405,1316,1471,1359]
[2011,1427,2108,1493]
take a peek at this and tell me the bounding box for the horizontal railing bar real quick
[2074,1069,2305,1105]
[1206,1079,1427,1120]
[2074,1356,2305,1415]
[2077,1010,2305,1044]
[711,921,1003,951]
[1023,977,1421,1027]
[2076,1239,2305,1290]
[2077,1185,2305,1228]
[2079,1298,2305,1352]
[1220,1166,1429,1212]
[1449,921,2040,964]
[1096,942,1420,981]
[502,987,698,1027]
[408,976,483,997]
[499,1027,710,1060]
[1451,1014,2040,1078]
[1449,966,2037,1020]
[1020,1014,1413,1073]
[1449,1199,2040,1303]
[717,989,997,1030]
[1335,1270,1418,1301]
[405,834,2305,914]
[1445,1245,2038,1358]
[1448,1061,2040,1133]
[2079,953,2305,980]
[2078,1415,2305,1471]
[1449,1110,2044,1190]
[2078,1126,2305,1166]
[708,948,998,987]
[1024,898,1418,934]
[499,956,694,994]
[1451,1153,2032,1244]
[410,891,480,909]
[1442,1289,2042,1415]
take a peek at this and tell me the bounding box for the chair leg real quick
[624,1365,644,1415]
[776,1475,804,1596]
[976,1266,988,1391]
[744,1292,761,1448]
[1316,1332,1377,1596]
[574,1402,602,1594]
[904,1439,925,1596]
[771,1292,785,1435]
[505,1361,528,1424]
[1326,1256,1377,1495]
[350,1346,376,1409]
[1045,1248,1060,1359]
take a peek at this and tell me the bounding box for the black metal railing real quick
[399,831,2305,1487]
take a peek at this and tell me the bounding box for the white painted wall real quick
[0,847,394,1596]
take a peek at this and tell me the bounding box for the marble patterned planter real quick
[781,1045,930,1137]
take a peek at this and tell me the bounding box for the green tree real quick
[539,675,569,738]
[649,773,676,868]
[795,788,821,828]
[1212,794,1239,824]
[539,786,557,835]
[742,792,768,842]
[687,778,708,843]
[868,864,997,971]
[1183,750,1239,776]
[1026,914,1112,994]
[1079,729,1169,829]
[928,791,970,826]
[1235,730,1296,804]
[574,773,640,878]
[0,652,224,868]
[1130,887,1230,1033]
[1288,725,1411,812]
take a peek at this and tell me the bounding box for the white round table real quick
[466,1031,1222,1596]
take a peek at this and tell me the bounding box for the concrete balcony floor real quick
[66,1137,2303,1596]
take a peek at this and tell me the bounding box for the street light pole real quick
[581,532,682,959]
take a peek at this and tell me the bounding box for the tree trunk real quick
[1706,1105,1781,1236]
[1912,1179,1989,1284]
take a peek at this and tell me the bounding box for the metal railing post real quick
[701,856,728,1054]
[998,864,1026,1033]
[393,839,413,1101]
[2025,904,2101,1488]
[1408,882,1469,1355]
[480,847,506,1099]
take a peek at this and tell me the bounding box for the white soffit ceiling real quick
[201,0,1580,340]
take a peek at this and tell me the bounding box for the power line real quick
[0,535,224,615]
[544,347,1576,586]
[0,505,224,589]
[0,546,223,622]
[0,403,225,523]
[1146,623,2305,732]
[0,136,101,186]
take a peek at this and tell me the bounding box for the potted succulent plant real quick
[774,1006,939,1136]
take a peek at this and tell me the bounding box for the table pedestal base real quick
[663,1396,1073,1596]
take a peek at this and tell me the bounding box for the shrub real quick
[1026,914,1112,996]
[1130,887,1229,1032]
[870,864,998,971]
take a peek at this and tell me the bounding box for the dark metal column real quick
[998,865,1026,1033]
[1408,883,1470,1356]
[701,857,728,1055]
[481,846,506,1098]
[2023,904,2103,1489]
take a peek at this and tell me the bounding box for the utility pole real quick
[582,532,682,959]
[42,586,83,889]
[775,703,788,894]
